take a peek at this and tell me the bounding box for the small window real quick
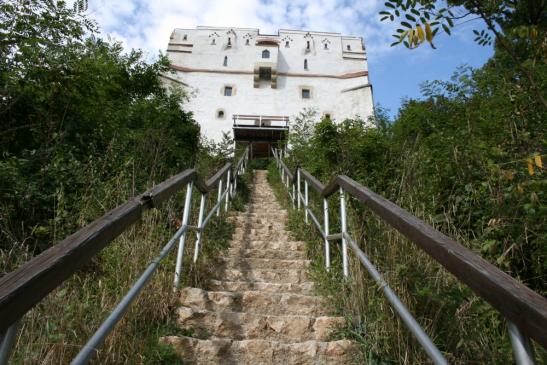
[285,41,290,47]
[324,43,328,49]
[325,113,331,119]
[183,34,187,41]
[306,40,310,50]
[246,39,250,45]
[262,49,270,59]
[217,110,225,118]
[227,37,232,46]
[223,56,228,66]
[304,59,308,70]
[211,38,216,45]
[302,88,310,99]
[347,44,351,51]
[224,86,233,96]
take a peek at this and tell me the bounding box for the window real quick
[227,37,232,46]
[183,34,187,41]
[224,86,232,96]
[262,49,270,59]
[211,38,216,45]
[217,110,225,118]
[325,113,331,119]
[285,41,290,47]
[302,88,311,99]
[246,39,250,45]
[347,44,351,51]
[324,43,328,49]
[306,40,310,50]
[304,59,308,70]
[259,67,271,81]
[223,56,228,66]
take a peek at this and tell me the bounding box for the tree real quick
[379,0,547,107]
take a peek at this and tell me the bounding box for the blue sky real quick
[83,0,494,118]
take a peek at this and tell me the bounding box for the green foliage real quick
[0,0,200,255]
[283,38,546,363]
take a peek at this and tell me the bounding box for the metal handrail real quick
[0,147,250,365]
[271,147,545,365]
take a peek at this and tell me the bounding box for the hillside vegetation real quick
[279,20,546,364]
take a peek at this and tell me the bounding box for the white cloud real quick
[84,0,396,61]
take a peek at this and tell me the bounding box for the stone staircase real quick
[161,170,357,364]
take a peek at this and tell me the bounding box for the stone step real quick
[215,268,308,284]
[160,336,358,365]
[220,257,311,270]
[208,280,316,295]
[232,212,288,219]
[227,216,286,227]
[228,240,306,251]
[226,248,306,260]
[180,287,328,316]
[176,306,345,342]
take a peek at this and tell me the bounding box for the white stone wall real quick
[166,26,374,141]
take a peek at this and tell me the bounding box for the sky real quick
[83,0,494,118]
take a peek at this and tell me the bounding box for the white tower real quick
[165,26,374,155]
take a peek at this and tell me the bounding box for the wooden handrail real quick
[0,149,248,334]
[277,152,547,348]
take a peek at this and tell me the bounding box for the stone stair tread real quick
[176,306,345,342]
[228,240,306,251]
[208,280,316,295]
[160,336,358,364]
[220,257,311,270]
[180,287,328,316]
[215,268,308,283]
[226,248,306,260]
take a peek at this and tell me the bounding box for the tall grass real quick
[1,168,250,364]
[267,162,545,364]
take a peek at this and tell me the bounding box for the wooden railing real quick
[0,148,249,364]
[272,147,546,365]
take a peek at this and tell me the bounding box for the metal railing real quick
[271,147,546,365]
[0,147,250,365]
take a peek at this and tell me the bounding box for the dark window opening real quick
[324,43,328,49]
[306,40,310,49]
[224,86,232,96]
[183,34,187,40]
[304,59,308,70]
[223,56,228,66]
[227,37,232,46]
[302,89,311,99]
[259,67,272,81]
[347,44,351,51]
[325,113,331,119]
[285,41,290,47]
[217,110,225,118]
[262,49,270,59]
[211,38,216,45]
[246,39,250,45]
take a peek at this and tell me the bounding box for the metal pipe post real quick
[297,170,301,210]
[339,187,349,277]
[216,178,223,217]
[304,180,309,224]
[323,198,330,270]
[508,321,536,365]
[225,170,231,211]
[193,194,207,263]
[292,184,296,209]
[173,181,194,288]
[0,321,19,365]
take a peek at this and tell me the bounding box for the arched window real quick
[245,39,250,45]
[262,49,270,59]
[227,37,232,46]
[223,56,228,66]
[324,43,328,49]
[211,38,216,45]
[347,44,351,51]
[304,59,308,70]
[285,41,290,48]
[306,40,310,50]
[217,110,225,118]
[183,34,187,41]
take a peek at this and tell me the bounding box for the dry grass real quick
[1,171,249,364]
[267,162,543,364]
